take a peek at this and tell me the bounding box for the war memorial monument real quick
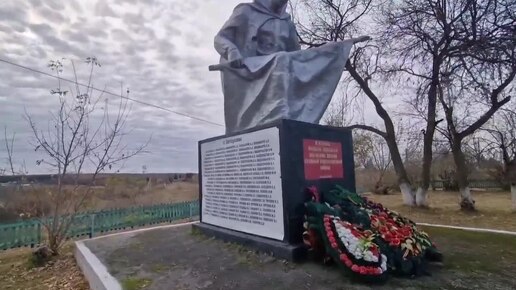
[194,0,442,280]
[195,0,371,260]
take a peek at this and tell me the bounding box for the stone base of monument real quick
[193,223,306,261]
[196,119,355,262]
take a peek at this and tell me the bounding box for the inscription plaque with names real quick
[200,127,284,241]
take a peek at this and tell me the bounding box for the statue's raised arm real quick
[211,0,371,134]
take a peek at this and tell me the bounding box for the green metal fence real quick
[0,220,41,250]
[0,200,199,251]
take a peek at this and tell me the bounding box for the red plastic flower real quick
[384,233,393,241]
[379,227,389,235]
[308,186,321,202]
[351,265,359,272]
[390,238,401,246]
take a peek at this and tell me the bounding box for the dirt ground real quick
[84,224,516,290]
[369,190,516,231]
[0,245,88,290]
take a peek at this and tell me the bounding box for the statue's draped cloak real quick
[215,0,353,133]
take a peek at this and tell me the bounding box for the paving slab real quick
[81,224,514,290]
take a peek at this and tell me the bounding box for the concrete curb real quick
[75,241,122,290]
[417,223,516,236]
[87,220,199,241]
[75,221,198,290]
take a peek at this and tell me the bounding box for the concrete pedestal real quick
[196,119,355,261]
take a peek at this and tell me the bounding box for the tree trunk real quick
[451,139,475,211]
[415,187,428,207]
[418,65,440,207]
[344,63,416,206]
[400,182,415,205]
[386,136,415,205]
[511,183,516,212]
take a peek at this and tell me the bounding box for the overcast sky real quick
[0,0,407,174]
[0,0,253,174]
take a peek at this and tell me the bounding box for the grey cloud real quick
[9,78,48,90]
[63,29,87,43]
[29,23,54,37]
[10,25,26,33]
[141,27,157,42]
[43,0,65,11]
[160,52,180,64]
[28,0,43,7]
[111,28,132,42]
[0,0,240,173]
[156,39,175,54]
[164,23,182,36]
[68,1,83,13]
[0,2,28,32]
[0,25,13,33]
[43,34,86,57]
[0,3,28,21]
[123,12,145,27]
[30,48,47,59]
[124,45,137,55]
[95,1,117,17]
[84,24,110,39]
[185,35,203,48]
[36,6,67,23]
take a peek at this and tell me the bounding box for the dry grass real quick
[369,190,516,231]
[0,181,199,223]
[89,181,199,210]
[0,245,88,290]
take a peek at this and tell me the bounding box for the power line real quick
[0,58,224,127]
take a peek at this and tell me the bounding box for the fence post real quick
[189,202,193,220]
[36,222,42,247]
[90,214,96,238]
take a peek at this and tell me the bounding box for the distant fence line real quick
[0,200,199,251]
[431,180,506,190]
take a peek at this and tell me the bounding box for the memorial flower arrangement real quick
[303,185,442,282]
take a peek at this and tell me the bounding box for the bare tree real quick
[24,57,147,254]
[464,136,490,168]
[432,0,516,211]
[294,0,421,205]
[378,0,482,206]
[380,0,515,210]
[352,131,374,169]
[324,93,357,127]
[3,127,16,176]
[295,0,514,209]
[484,109,516,210]
[369,134,392,190]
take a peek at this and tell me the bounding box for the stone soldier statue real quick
[211,0,370,134]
